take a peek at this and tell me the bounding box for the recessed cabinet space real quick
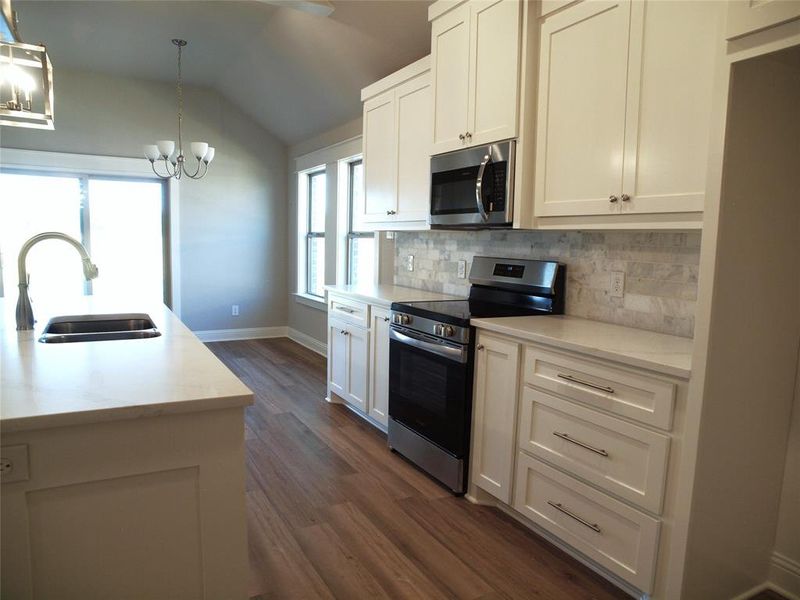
[534,0,721,227]
[429,0,522,155]
[360,56,431,230]
[328,316,369,413]
[471,331,520,503]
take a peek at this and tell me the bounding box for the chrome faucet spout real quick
[16,232,99,331]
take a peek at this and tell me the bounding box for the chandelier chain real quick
[176,42,183,157]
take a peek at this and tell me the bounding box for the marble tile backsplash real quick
[394,230,701,338]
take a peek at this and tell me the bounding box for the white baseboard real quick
[194,326,288,343]
[287,328,327,356]
[770,552,800,599]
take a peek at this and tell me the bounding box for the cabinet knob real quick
[386,210,396,215]
[383,317,390,322]
[465,132,472,140]
[621,194,630,202]
[609,195,619,203]
[459,133,465,141]
[476,344,485,350]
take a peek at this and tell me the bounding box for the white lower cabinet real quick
[327,294,391,429]
[328,316,369,413]
[471,332,520,504]
[469,328,684,596]
[369,306,391,426]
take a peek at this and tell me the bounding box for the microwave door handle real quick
[475,153,491,222]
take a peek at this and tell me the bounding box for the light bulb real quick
[156,140,175,159]
[143,145,160,161]
[203,146,215,164]
[190,142,209,161]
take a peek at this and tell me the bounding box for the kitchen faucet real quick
[16,232,99,330]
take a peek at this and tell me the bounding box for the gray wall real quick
[395,230,700,338]
[287,117,363,345]
[1,68,288,332]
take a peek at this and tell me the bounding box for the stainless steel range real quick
[388,256,566,494]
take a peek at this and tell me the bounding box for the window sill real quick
[294,292,327,311]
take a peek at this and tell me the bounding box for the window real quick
[0,171,167,304]
[305,169,326,298]
[346,159,374,286]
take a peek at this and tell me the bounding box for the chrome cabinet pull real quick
[557,373,614,394]
[553,431,609,457]
[336,306,356,314]
[547,501,601,533]
[609,195,619,203]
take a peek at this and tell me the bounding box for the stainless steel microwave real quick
[429,140,515,228]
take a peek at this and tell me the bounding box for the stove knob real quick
[442,325,455,337]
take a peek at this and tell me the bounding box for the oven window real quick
[389,339,472,457]
[430,166,481,215]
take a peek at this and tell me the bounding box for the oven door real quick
[429,140,515,228]
[388,326,473,458]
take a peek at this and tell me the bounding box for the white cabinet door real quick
[726,0,800,40]
[395,75,433,224]
[431,2,472,154]
[534,0,631,217]
[362,89,397,223]
[346,325,370,413]
[369,306,391,426]
[469,0,521,146]
[619,0,718,216]
[328,319,348,399]
[471,332,520,503]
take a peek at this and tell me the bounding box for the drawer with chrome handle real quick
[517,386,670,513]
[513,453,660,593]
[524,346,676,430]
[329,296,369,327]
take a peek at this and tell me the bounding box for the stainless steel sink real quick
[38,313,162,344]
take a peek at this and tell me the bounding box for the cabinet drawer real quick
[513,453,659,593]
[518,387,670,513]
[523,346,675,430]
[328,295,369,328]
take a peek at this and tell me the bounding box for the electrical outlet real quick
[610,272,625,298]
[385,231,395,240]
[406,255,414,272]
[231,304,240,317]
[457,260,467,279]
[1,445,30,483]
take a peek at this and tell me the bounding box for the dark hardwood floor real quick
[208,338,628,600]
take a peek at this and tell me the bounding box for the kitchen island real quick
[0,296,253,600]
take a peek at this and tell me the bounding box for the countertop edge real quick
[1,392,255,435]
[326,284,460,307]
[471,318,692,380]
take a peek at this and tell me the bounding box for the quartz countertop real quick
[325,283,461,307]
[0,296,253,433]
[471,315,693,379]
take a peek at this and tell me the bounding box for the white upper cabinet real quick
[726,0,800,40]
[534,0,720,223]
[360,56,431,230]
[430,0,522,155]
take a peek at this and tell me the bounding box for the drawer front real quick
[513,453,660,593]
[328,295,369,328]
[518,387,670,513]
[523,346,676,430]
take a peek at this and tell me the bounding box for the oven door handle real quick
[390,327,468,364]
[475,151,491,223]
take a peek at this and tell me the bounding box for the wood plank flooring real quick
[207,338,628,600]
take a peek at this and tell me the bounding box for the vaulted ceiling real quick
[13,0,433,143]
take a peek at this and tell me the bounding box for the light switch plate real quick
[457,260,467,279]
[406,255,414,272]
[1,444,30,483]
[231,304,240,316]
[610,272,625,298]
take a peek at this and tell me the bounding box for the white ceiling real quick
[14,0,433,143]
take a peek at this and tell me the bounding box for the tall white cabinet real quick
[429,0,522,155]
[360,56,431,231]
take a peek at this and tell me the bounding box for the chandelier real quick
[144,39,215,180]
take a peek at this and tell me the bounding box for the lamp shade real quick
[156,140,175,158]
[190,142,209,160]
[203,146,216,163]
[143,145,160,161]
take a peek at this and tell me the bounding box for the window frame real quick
[304,168,327,299]
[344,158,374,286]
